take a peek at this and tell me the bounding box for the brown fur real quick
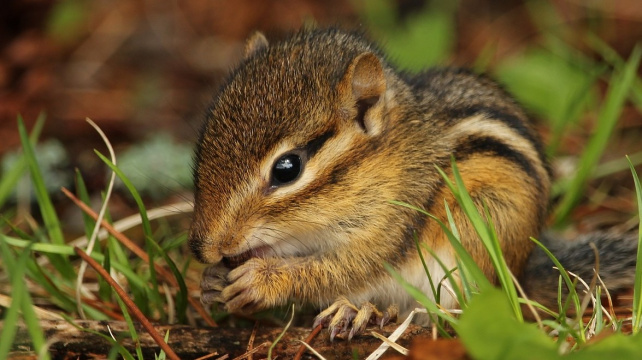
[189,28,635,320]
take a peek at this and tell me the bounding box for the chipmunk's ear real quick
[338,52,387,135]
[244,32,269,58]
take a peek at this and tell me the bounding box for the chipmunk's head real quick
[188,29,411,265]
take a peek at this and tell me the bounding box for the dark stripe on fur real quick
[305,129,335,158]
[454,135,541,188]
[449,105,549,177]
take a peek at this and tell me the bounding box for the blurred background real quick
[1,0,641,232]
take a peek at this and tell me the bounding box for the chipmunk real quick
[188,28,638,338]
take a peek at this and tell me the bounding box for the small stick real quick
[62,187,217,327]
[247,321,259,360]
[293,324,323,360]
[231,342,270,360]
[74,246,180,360]
[194,352,220,360]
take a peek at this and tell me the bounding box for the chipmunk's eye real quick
[271,153,303,186]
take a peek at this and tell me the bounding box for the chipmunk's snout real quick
[187,226,224,264]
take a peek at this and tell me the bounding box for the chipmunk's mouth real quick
[221,245,273,269]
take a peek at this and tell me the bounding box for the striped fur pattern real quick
[188,29,627,321]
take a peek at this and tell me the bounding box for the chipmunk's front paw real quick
[200,263,230,305]
[313,297,398,340]
[221,257,290,314]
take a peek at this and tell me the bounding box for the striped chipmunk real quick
[188,29,638,338]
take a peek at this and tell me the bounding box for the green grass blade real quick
[17,116,76,279]
[443,201,476,302]
[19,276,50,359]
[268,304,296,360]
[389,200,493,291]
[628,156,642,333]
[146,238,189,323]
[156,330,170,360]
[94,151,152,235]
[554,45,642,224]
[100,208,132,285]
[74,170,112,300]
[3,235,149,291]
[438,159,522,319]
[17,116,63,243]
[94,150,164,316]
[384,263,458,326]
[530,237,585,343]
[0,241,27,357]
[115,294,145,360]
[0,113,45,208]
[74,169,99,241]
[421,243,466,310]
[594,286,604,335]
[0,240,49,359]
[29,259,80,314]
[414,235,440,304]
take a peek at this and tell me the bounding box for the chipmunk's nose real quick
[188,228,223,264]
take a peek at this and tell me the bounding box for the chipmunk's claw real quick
[313,297,398,340]
[379,305,398,328]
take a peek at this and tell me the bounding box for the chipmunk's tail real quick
[520,231,639,308]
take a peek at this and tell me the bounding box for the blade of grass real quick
[418,243,460,337]
[74,170,98,241]
[94,151,152,238]
[553,45,642,224]
[0,240,50,359]
[628,156,642,334]
[2,235,149,290]
[156,330,171,360]
[115,294,145,360]
[389,200,493,291]
[20,272,51,359]
[438,160,522,319]
[95,150,163,317]
[268,304,296,360]
[413,235,441,306]
[530,237,586,344]
[17,116,76,279]
[146,238,189,323]
[384,263,458,326]
[443,202,476,303]
[0,113,45,208]
[77,119,118,319]
[0,241,30,357]
[74,170,113,301]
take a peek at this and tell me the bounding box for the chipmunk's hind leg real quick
[313,297,398,340]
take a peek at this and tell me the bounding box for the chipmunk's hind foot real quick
[313,297,398,340]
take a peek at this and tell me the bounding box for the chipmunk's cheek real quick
[222,258,290,314]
